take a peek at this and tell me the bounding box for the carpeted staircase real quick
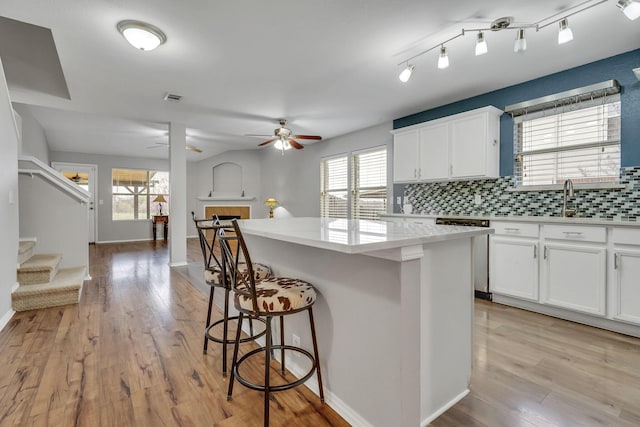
[13,240,85,311]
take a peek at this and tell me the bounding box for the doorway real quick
[51,162,98,244]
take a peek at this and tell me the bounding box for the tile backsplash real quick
[402,167,640,221]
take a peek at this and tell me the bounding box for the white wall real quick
[188,149,263,236]
[49,151,169,242]
[12,103,49,164]
[0,58,20,328]
[259,122,393,217]
[18,174,88,271]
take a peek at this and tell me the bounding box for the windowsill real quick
[508,182,628,192]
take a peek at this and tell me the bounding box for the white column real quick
[169,122,187,267]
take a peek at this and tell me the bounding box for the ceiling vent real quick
[163,92,182,102]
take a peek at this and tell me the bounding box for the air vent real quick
[163,92,182,102]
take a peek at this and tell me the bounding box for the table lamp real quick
[264,198,278,219]
[153,194,167,215]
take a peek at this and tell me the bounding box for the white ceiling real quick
[0,0,638,161]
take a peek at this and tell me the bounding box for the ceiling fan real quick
[249,119,322,151]
[146,142,202,153]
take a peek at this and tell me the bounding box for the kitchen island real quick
[236,217,492,427]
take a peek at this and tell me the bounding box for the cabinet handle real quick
[614,253,619,270]
[533,245,537,259]
[543,246,547,259]
[418,168,421,178]
[562,231,583,236]
[504,227,520,233]
[414,169,417,178]
[449,165,453,175]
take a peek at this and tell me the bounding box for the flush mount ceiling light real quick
[558,18,574,44]
[396,0,632,81]
[617,0,640,20]
[117,20,167,51]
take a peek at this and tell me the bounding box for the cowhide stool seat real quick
[222,219,324,427]
[191,212,272,376]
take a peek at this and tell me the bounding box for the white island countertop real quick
[238,217,492,255]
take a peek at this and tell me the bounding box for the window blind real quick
[514,94,621,187]
[351,148,387,220]
[320,156,348,218]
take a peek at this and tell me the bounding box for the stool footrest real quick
[233,345,317,393]
[205,316,267,344]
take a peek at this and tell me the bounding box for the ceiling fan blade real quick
[293,135,322,140]
[288,138,304,149]
[186,145,202,153]
[258,138,277,147]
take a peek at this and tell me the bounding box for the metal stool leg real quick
[279,315,285,375]
[308,307,325,403]
[264,316,272,427]
[222,287,230,376]
[203,286,215,354]
[227,311,244,400]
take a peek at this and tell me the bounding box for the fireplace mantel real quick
[196,196,256,201]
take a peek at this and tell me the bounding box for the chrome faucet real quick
[562,179,577,217]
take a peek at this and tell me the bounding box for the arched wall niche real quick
[212,162,243,195]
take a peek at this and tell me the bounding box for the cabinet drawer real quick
[612,227,640,245]
[542,224,606,243]
[492,221,539,238]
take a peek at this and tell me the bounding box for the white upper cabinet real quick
[392,106,502,183]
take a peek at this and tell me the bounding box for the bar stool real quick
[222,219,324,427]
[191,212,272,375]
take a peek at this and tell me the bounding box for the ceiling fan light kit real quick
[253,119,322,154]
[117,20,167,51]
[397,0,639,82]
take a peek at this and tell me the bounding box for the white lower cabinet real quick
[490,236,539,301]
[612,250,640,324]
[611,228,640,325]
[541,242,607,316]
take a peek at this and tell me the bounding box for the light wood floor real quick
[1,239,639,426]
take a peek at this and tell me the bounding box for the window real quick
[112,169,169,220]
[320,156,348,218]
[320,147,387,219]
[513,94,621,187]
[352,148,387,220]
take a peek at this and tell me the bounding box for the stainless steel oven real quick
[435,217,491,300]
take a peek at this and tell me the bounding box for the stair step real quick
[17,253,63,285]
[12,267,85,312]
[18,240,36,265]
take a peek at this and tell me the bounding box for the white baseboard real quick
[169,261,188,267]
[96,238,156,244]
[421,389,469,426]
[0,309,15,332]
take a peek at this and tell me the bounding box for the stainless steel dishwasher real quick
[435,217,491,301]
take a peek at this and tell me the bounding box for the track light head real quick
[514,29,527,53]
[617,0,640,20]
[399,64,414,82]
[558,18,574,44]
[475,32,488,56]
[438,46,449,69]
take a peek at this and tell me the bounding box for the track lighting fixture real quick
[558,18,574,44]
[399,63,414,82]
[475,32,488,56]
[617,0,640,20]
[396,0,634,82]
[513,29,527,53]
[437,46,449,69]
